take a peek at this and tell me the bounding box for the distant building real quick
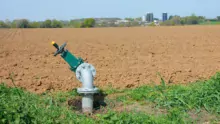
[162,13,168,22]
[114,20,129,25]
[146,13,154,22]
[142,15,147,22]
[154,20,160,26]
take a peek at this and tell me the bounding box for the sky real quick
[0,0,219,21]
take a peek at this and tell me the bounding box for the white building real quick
[142,15,147,22]
[114,20,129,25]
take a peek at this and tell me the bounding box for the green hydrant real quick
[51,41,99,113]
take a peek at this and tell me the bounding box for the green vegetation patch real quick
[1,72,220,123]
[117,72,220,115]
[96,109,191,124]
[0,84,95,124]
[199,21,220,25]
[0,83,194,124]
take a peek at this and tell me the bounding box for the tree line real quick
[0,14,220,28]
[161,14,220,26]
[0,18,96,28]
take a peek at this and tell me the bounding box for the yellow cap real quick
[51,41,55,45]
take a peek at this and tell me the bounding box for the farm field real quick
[1,26,220,93]
[1,26,220,123]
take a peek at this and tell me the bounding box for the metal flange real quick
[75,63,96,83]
[77,87,99,94]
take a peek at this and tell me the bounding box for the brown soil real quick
[188,109,218,124]
[1,26,220,93]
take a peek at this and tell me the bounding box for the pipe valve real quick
[51,41,99,113]
[52,41,67,56]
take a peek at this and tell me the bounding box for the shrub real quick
[82,18,96,28]
[14,19,30,28]
[149,22,156,26]
[40,19,52,28]
[0,21,10,28]
[69,20,82,28]
[51,20,63,28]
[29,21,41,28]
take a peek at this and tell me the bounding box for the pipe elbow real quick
[81,69,94,89]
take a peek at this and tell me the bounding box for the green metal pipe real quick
[61,50,84,72]
[52,41,84,72]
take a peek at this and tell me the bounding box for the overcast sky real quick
[0,0,219,21]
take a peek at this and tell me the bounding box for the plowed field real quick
[1,26,220,93]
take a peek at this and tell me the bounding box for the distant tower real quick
[162,13,168,22]
[147,12,154,22]
[150,13,154,22]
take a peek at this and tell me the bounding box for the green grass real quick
[199,21,220,25]
[1,72,220,123]
[117,72,220,114]
[116,72,220,123]
[96,109,191,124]
[0,84,95,124]
[0,83,192,124]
